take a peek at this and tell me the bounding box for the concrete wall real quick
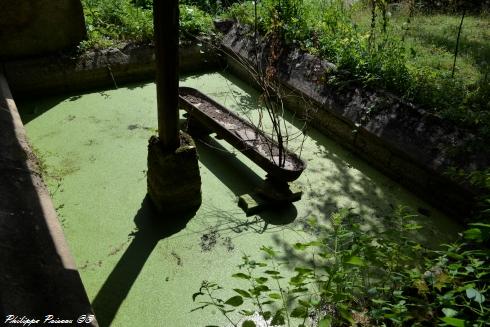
[0,72,97,325]
[3,43,221,98]
[0,0,86,58]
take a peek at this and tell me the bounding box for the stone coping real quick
[3,42,221,98]
[0,72,97,325]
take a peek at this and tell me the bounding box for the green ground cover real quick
[18,72,463,326]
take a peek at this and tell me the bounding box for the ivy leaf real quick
[264,270,281,275]
[440,317,466,327]
[442,308,458,318]
[290,306,308,318]
[319,317,332,327]
[465,288,485,304]
[271,310,285,325]
[463,228,482,241]
[232,273,250,280]
[294,243,308,250]
[250,285,270,296]
[293,241,322,250]
[224,295,243,307]
[242,320,256,327]
[268,293,282,299]
[261,311,272,320]
[233,288,251,298]
[295,267,313,274]
[345,256,365,266]
[260,246,276,257]
[291,287,309,293]
[255,277,268,284]
[404,222,422,230]
[255,285,270,292]
[469,223,490,229]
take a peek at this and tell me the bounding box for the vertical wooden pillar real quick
[153,0,180,150]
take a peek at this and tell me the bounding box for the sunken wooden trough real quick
[178,87,306,183]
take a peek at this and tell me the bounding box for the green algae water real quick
[18,72,461,327]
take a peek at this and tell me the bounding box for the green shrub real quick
[81,0,153,49]
[194,207,490,326]
[80,0,214,49]
[225,1,262,27]
[179,4,214,37]
[261,0,308,45]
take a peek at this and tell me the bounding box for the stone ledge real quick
[0,72,97,325]
[3,42,222,98]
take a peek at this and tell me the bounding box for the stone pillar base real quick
[147,132,202,215]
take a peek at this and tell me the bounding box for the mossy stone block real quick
[0,0,86,58]
[238,193,268,216]
[147,132,202,215]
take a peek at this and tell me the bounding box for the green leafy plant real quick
[80,0,153,49]
[193,207,489,326]
[180,5,215,38]
[79,0,214,50]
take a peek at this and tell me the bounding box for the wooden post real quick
[153,0,180,150]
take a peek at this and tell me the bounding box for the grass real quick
[357,6,490,134]
[353,6,490,86]
[344,4,490,133]
[406,14,489,81]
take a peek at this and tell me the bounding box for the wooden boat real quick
[179,87,306,182]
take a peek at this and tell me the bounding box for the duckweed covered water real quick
[18,72,461,327]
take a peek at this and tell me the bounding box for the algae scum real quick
[18,72,461,327]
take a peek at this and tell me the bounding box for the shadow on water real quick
[195,134,298,227]
[202,71,463,248]
[16,80,154,124]
[91,195,197,327]
[0,80,95,320]
[16,96,67,124]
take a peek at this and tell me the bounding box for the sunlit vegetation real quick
[79,0,489,141]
